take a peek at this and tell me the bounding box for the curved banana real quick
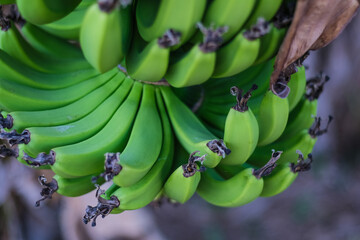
[244,0,283,28]
[112,85,163,187]
[7,71,123,130]
[160,86,230,168]
[0,50,99,90]
[125,29,181,82]
[136,0,206,47]
[221,85,259,165]
[165,24,227,87]
[22,77,134,156]
[16,0,81,25]
[80,1,132,73]
[253,24,286,65]
[163,148,204,204]
[193,0,256,43]
[49,81,143,178]
[197,151,281,207]
[287,66,306,111]
[21,23,85,59]
[256,90,289,146]
[108,87,174,210]
[39,3,89,40]
[261,151,313,197]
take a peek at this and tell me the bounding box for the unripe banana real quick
[112,85,163,187]
[16,0,81,25]
[125,29,181,82]
[221,85,259,165]
[256,90,289,146]
[136,0,206,47]
[80,1,132,72]
[244,0,284,28]
[287,66,307,111]
[160,86,230,168]
[197,151,281,207]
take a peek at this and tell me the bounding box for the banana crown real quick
[230,84,258,112]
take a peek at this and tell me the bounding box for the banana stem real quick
[92,152,122,183]
[0,144,17,158]
[0,129,30,146]
[0,112,13,129]
[35,176,58,207]
[230,84,258,112]
[197,22,228,53]
[291,150,313,173]
[83,185,120,227]
[243,18,271,41]
[206,139,231,158]
[158,29,181,48]
[23,150,56,167]
[253,150,282,179]
[182,151,206,178]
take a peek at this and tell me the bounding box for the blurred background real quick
[1,11,360,240]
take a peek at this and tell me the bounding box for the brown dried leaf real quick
[271,0,359,97]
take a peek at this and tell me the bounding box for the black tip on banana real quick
[272,52,310,98]
[0,4,25,29]
[305,72,330,101]
[83,186,120,227]
[0,129,30,146]
[273,1,296,29]
[291,150,313,173]
[243,18,271,40]
[308,115,333,138]
[230,84,258,112]
[253,150,282,179]
[207,139,231,158]
[98,0,119,12]
[0,144,18,159]
[182,151,206,178]
[197,22,228,53]
[92,152,122,183]
[0,113,13,129]
[158,29,182,48]
[35,176,58,207]
[23,150,55,167]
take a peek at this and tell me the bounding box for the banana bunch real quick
[0,0,335,227]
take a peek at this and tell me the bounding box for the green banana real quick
[112,85,163,187]
[49,81,143,178]
[244,0,284,28]
[35,174,104,207]
[108,87,174,209]
[7,71,122,129]
[80,1,132,73]
[256,90,289,146]
[0,69,116,113]
[165,24,228,88]
[125,29,181,82]
[197,151,281,207]
[39,3,88,40]
[212,26,266,78]
[163,149,204,204]
[287,66,307,111]
[21,23,85,59]
[261,151,313,197]
[160,86,230,168]
[16,0,81,25]
[0,50,99,90]
[0,22,91,73]
[253,24,286,65]
[22,77,134,156]
[136,0,206,47]
[192,0,256,43]
[221,85,259,165]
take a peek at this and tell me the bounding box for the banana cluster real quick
[0,0,332,227]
